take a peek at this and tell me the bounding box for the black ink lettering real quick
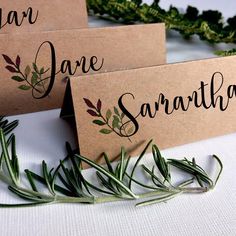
[34,41,56,99]
[210,72,229,111]
[0,7,39,30]
[118,71,236,137]
[33,41,105,98]
[118,93,139,137]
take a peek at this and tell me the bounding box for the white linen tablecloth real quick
[2,1,236,235]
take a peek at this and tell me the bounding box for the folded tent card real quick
[61,55,236,160]
[0,0,87,33]
[0,23,166,115]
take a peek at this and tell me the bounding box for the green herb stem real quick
[0,117,223,208]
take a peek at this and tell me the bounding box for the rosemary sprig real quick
[0,117,223,208]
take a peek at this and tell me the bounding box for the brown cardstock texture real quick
[0,23,166,115]
[61,55,236,160]
[0,0,88,33]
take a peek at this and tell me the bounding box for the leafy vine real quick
[87,0,236,44]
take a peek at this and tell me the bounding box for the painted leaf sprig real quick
[2,54,48,95]
[84,98,134,141]
[0,118,223,208]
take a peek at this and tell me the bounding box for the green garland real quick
[87,0,236,45]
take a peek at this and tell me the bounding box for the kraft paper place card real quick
[0,23,166,115]
[61,55,236,160]
[0,0,87,33]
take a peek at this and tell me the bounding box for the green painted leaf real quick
[100,129,112,134]
[18,85,31,91]
[121,113,125,119]
[112,115,120,129]
[112,120,119,129]
[32,63,39,73]
[40,67,45,74]
[24,65,31,77]
[11,76,24,82]
[32,72,39,79]
[93,120,105,126]
[114,107,120,117]
[31,75,38,85]
[127,127,134,135]
[113,115,119,122]
[106,109,112,121]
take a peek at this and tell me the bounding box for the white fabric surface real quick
[2,1,236,236]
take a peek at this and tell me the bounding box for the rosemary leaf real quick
[0,134,14,168]
[129,139,153,189]
[168,159,214,187]
[212,155,223,187]
[25,169,39,193]
[8,186,46,202]
[2,120,19,136]
[136,192,182,207]
[0,129,18,186]
[84,179,114,195]
[125,173,161,191]
[142,165,166,188]
[42,161,55,196]
[152,145,171,182]
[177,178,194,188]
[103,152,114,174]
[76,154,138,199]
[60,161,86,197]
[0,201,53,208]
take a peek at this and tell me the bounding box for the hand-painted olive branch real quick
[2,54,49,95]
[84,98,134,142]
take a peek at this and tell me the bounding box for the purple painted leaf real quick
[5,65,17,73]
[2,54,15,65]
[16,55,21,67]
[84,98,96,109]
[97,99,102,112]
[87,109,99,117]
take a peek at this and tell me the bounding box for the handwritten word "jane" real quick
[34,41,104,99]
[0,7,38,30]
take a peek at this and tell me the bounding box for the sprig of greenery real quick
[87,0,236,44]
[214,48,236,56]
[84,98,134,142]
[2,54,49,94]
[0,116,18,136]
[0,117,223,208]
